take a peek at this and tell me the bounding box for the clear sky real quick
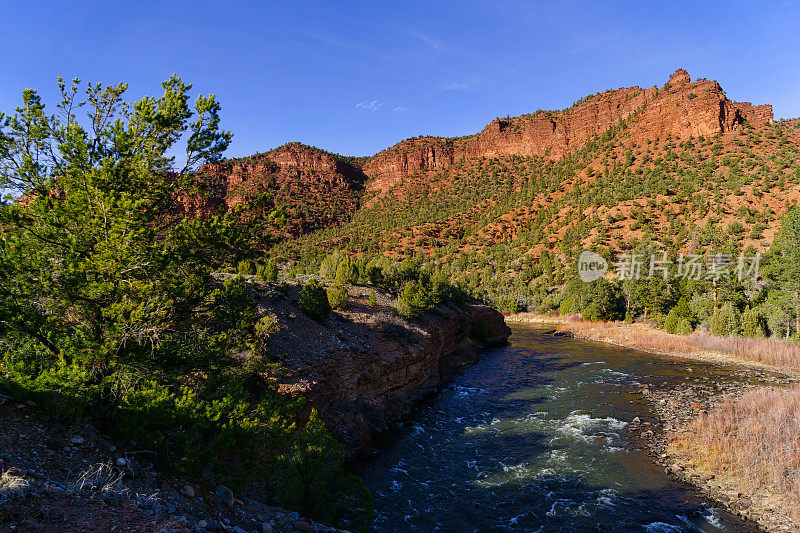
[2,1,799,158]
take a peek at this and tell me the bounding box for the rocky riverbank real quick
[519,320,800,532]
[630,371,800,532]
[508,313,800,376]
[256,281,510,458]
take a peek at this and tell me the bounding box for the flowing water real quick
[358,324,760,532]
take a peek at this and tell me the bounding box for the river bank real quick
[506,314,800,532]
[507,313,800,376]
[358,324,763,531]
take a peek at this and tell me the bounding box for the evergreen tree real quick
[766,206,800,333]
[299,279,331,321]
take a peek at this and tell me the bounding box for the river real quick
[358,324,760,532]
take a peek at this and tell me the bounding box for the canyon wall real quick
[363,69,774,191]
[258,284,510,458]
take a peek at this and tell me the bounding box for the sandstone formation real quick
[177,69,775,222]
[256,283,510,458]
[363,69,774,191]
[175,142,365,236]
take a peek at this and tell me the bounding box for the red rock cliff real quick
[363,69,774,191]
[174,142,365,235]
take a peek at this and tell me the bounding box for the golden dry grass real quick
[670,386,800,519]
[555,320,800,373]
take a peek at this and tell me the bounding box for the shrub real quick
[741,307,767,338]
[396,281,434,319]
[327,283,350,310]
[299,280,331,321]
[558,295,579,315]
[690,293,716,326]
[649,312,666,329]
[496,295,522,314]
[710,302,740,336]
[335,258,359,285]
[664,308,681,334]
[368,288,377,307]
[675,318,694,335]
[255,315,279,340]
[581,303,603,322]
[275,410,373,530]
[238,259,256,275]
[257,259,278,282]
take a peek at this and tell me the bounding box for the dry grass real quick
[0,470,30,502]
[670,386,800,519]
[555,320,800,373]
[69,462,129,506]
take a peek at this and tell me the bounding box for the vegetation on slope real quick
[0,78,371,529]
[276,106,800,343]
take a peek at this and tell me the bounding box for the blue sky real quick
[1,1,799,158]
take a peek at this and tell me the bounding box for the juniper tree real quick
[0,76,237,395]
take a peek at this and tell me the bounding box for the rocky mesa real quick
[363,69,773,191]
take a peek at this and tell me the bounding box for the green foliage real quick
[710,302,740,336]
[111,377,294,478]
[649,312,667,329]
[327,283,350,310]
[299,279,331,321]
[675,318,694,335]
[0,75,241,394]
[581,303,603,321]
[335,258,360,285]
[275,410,373,530]
[762,290,794,339]
[257,259,279,282]
[689,293,717,326]
[238,259,257,275]
[0,78,371,527]
[496,294,522,314]
[396,281,434,319]
[558,295,580,315]
[368,288,377,307]
[664,308,681,334]
[741,307,767,338]
[254,315,280,349]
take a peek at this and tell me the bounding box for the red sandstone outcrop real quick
[174,143,365,235]
[362,136,463,192]
[363,69,775,191]
[267,142,338,173]
[258,283,510,458]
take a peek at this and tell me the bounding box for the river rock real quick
[182,484,194,498]
[69,435,84,445]
[216,484,235,508]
